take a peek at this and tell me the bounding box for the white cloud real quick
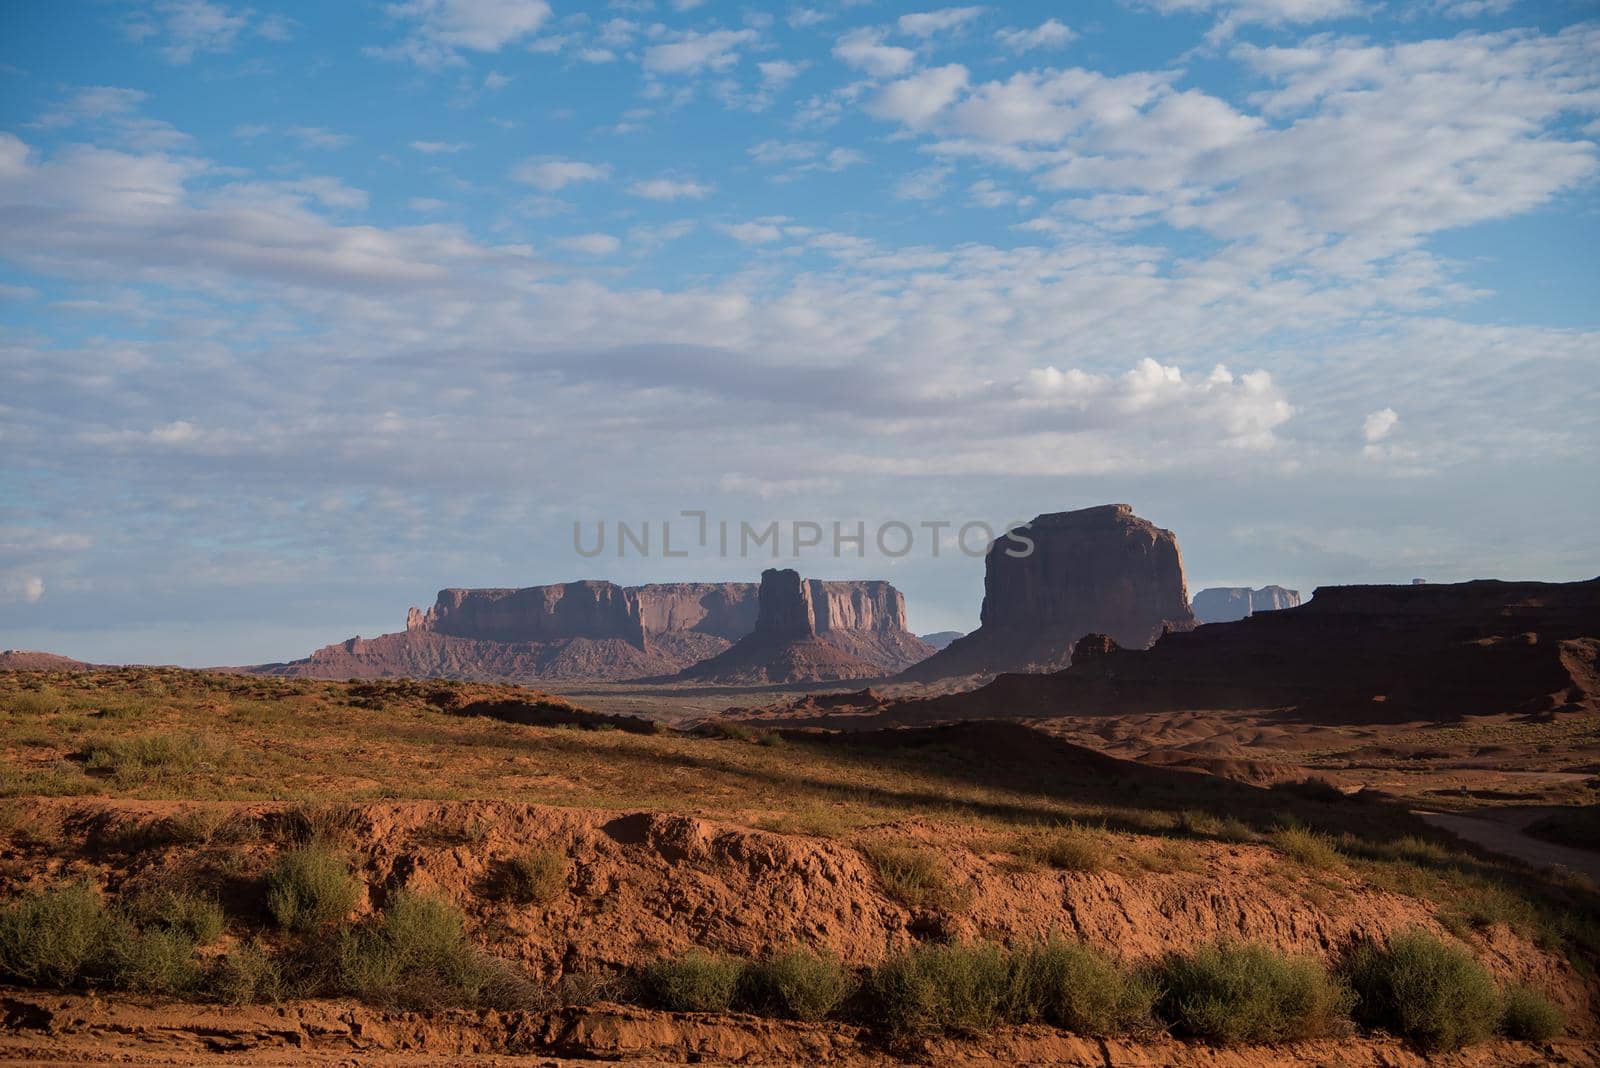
[1363,407,1399,442]
[1429,0,1515,16]
[627,177,713,200]
[719,220,785,243]
[380,0,552,66]
[643,29,759,74]
[833,28,916,77]
[868,64,970,128]
[750,140,820,165]
[1138,0,1367,43]
[150,419,201,444]
[898,7,986,38]
[511,157,611,191]
[410,140,469,154]
[894,165,952,201]
[758,60,806,87]
[130,0,250,64]
[287,126,351,150]
[555,233,621,255]
[968,178,1032,208]
[1,575,45,604]
[995,19,1074,51]
[408,197,449,212]
[34,87,148,128]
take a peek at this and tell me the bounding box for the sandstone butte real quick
[899,503,1196,682]
[669,567,934,684]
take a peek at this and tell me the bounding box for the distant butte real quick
[900,504,1195,681]
[669,568,933,685]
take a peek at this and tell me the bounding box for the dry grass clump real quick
[497,847,570,904]
[1154,941,1353,1044]
[0,881,210,996]
[1343,928,1502,1053]
[1008,938,1156,1035]
[1499,983,1564,1041]
[860,941,1013,1037]
[641,949,745,1013]
[1020,823,1111,873]
[266,844,360,932]
[862,843,971,912]
[208,939,287,1005]
[7,687,65,716]
[1272,823,1344,870]
[335,890,527,1010]
[740,947,852,1021]
[80,732,234,788]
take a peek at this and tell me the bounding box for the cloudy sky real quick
[1,0,1597,666]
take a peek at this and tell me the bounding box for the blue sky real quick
[1,0,1597,665]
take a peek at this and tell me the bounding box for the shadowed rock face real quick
[1193,586,1302,624]
[901,504,1195,681]
[672,568,934,683]
[919,578,1600,724]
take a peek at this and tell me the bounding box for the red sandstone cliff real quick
[671,569,934,684]
[900,504,1196,681]
[249,574,931,684]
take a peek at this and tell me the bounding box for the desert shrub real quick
[1343,928,1500,1052]
[1272,824,1343,870]
[863,844,971,912]
[1271,777,1348,803]
[1499,983,1563,1041]
[105,926,201,995]
[8,687,64,716]
[337,890,525,1010]
[1372,834,1452,866]
[642,948,745,1013]
[125,888,225,945]
[266,844,360,931]
[1177,809,1255,842]
[1008,938,1156,1035]
[163,806,243,846]
[282,803,364,846]
[740,947,851,1021]
[1027,825,1109,873]
[0,881,116,986]
[1155,941,1352,1043]
[499,847,569,904]
[860,942,1012,1036]
[208,939,287,1005]
[0,881,203,995]
[81,732,232,787]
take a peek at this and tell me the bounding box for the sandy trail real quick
[1417,808,1600,883]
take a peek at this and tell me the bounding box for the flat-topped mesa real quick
[1193,585,1302,624]
[247,574,929,683]
[408,581,762,650]
[901,503,1196,681]
[672,568,933,683]
[415,581,650,647]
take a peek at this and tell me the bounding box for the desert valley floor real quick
[0,663,1596,1065]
